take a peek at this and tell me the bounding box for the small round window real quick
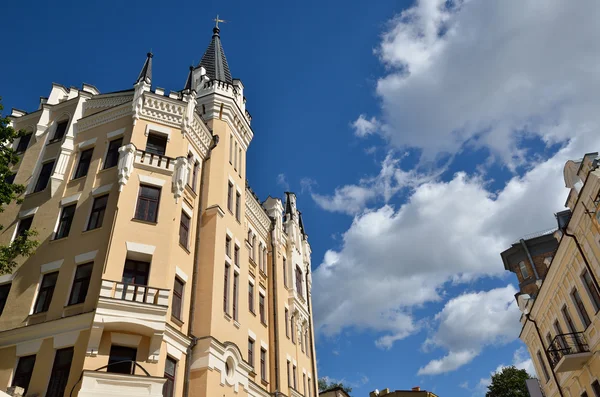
[225,357,235,379]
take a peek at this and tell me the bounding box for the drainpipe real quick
[183,135,218,397]
[525,314,565,397]
[305,269,318,397]
[562,229,600,297]
[270,218,281,394]
[519,239,541,281]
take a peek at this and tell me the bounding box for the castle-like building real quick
[0,24,317,397]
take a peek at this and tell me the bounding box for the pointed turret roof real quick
[136,52,153,84]
[198,27,232,84]
[182,66,194,93]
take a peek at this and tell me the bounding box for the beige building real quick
[366,387,438,397]
[0,24,318,397]
[501,152,600,397]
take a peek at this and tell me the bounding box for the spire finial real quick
[135,52,153,85]
[213,14,227,34]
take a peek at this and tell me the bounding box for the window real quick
[259,293,266,324]
[287,361,291,388]
[16,216,34,239]
[34,160,54,192]
[55,204,76,239]
[301,329,305,353]
[46,347,74,397]
[592,380,600,397]
[285,308,290,338]
[234,245,239,267]
[249,231,254,261]
[283,257,287,287]
[238,148,242,176]
[135,185,160,222]
[224,263,230,314]
[11,355,36,394]
[103,138,123,169]
[229,134,233,164]
[236,192,241,221]
[51,120,68,142]
[536,351,550,382]
[73,148,94,179]
[581,269,600,312]
[122,260,150,286]
[306,332,311,357]
[296,266,303,297]
[554,319,567,349]
[191,162,199,191]
[33,271,59,313]
[263,249,267,273]
[258,243,263,270]
[227,182,233,212]
[226,235,231,258]
[5,173,15,185]
[145,133,167,156]
[233,272,239,321]
[563,305,577,333]
[107,345,137,374]
[179,211,190,248]
[518,261,529,279]
[248,338,254,369]
[572,288,591,328]
[16,133,32,153]
[249,282,255,313]
[0,282,11,316]
[303,373,307,396]
[308,378,312,397]
[173,278,184,321]
[234,141,238,170]
[293,365,297,389]
[68,262,93,306]
[87,195,108,230]
[291,315,296,344]
[163,357,177,397]
[260,348,267,381]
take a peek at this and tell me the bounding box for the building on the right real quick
[501,152,600,397]
[367,387,438,397]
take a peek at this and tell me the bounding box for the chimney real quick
[380,389,390,396]
[411,387,421,392]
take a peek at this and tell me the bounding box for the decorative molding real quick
[248,329,256,340]
[175,266,189,283]
[172,157,188,202]
[78,137,97,149]
[117,144,136,191]
[92,183,113,197]
[18,207,39,219]
[126,241,156,256]
[61,193,82,206]
[111,332,142,347]
[139,174,166,187]
[16,339,43,357]
[182,200,193,218]
[145,123,172,141]
[246,190,271,239]
[75,250,98,264]
[107,127,126,139]
[41,259,64,273]
[78,103,131,133]
[53,330,81,348]
[83,95,133,111]
[140,94,185,128]
[205,205,225,218]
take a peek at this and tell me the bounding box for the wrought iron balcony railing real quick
[547,332,590,368]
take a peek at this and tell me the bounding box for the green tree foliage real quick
[318,378,352,395]
[0,99,38,274]
[486,366,532,397]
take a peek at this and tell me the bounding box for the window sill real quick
[51,235,69,243]
[83,226,103,234]
[131,218,158,226]
[249,370,257,377]
[179,243,190,254]
[259,269,268,279]
[261,321,268,328]
[250,310,256,317]
[99,165,117,173]
[25,188,47,198]
[224,312,232,321]
[64,301,85,309]
[69,175,87,183]
[171,315,184,327]
[261,379,269,386]
[234,320,241,328]
[47,138,63,146]
[185,184,197,198]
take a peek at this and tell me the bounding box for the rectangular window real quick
[55,204,76,239]
[306,332,311,357]
[226,236,231,258]
[234,141,238,171]
[296,266,303,297]
[304,374,307,396]
[46,347,74,397]
[285,308,290,338]
[87,195,108,230]
[227,182,233,212]
[0,282,11,316]
[135,185,160,222]
[11,355,36,394]
[68,262,93,306]
[16,216,34,239]
[103,138,123,169]
[122,260,150,286]
[73,148,94,179]
[260,348,266,381]
[16,133,32,153]
[34,160,54,192]
[563,305,577,333]
[248,338,254,369]
[233,272,239,321]
[287,361,291,389]
[191,162,199,191]
[592,380,600,397]
[163,357,177,397]
[51,121,68,142]
[238,148,242,176]
[537,351,550,382]
[33,271,59,313]
[283,257,287,287]
[582,269,600,312]
[291,316,296,344]
[249,282,255,313]
[145,133,167,156]
[179,211,190,248]
[572,288,591,328]
[301,330,305,353]
[293,365,297,389]
[309,378,312,397]
[234,245,239,267]
[224,263,230,314]
[235,192,241,221]
[172,278,184,321]
[259,293,266,324]
[107,345,137,374]
[229,134,233,164]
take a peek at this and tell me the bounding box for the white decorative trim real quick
[53,330,81,348]
[111,332,141,347]
[302,368,307,374]
[92,183,113,196]
[164,324,192,359]
[18,207,38,219]
[259,286,266,296]
[175,267,189,283]
[78,137,97,149]
[248,329,256,341]
[145,123,172,141]
[78,103,131,133]
[41,259,64,273]
[293,359,297,366]
[167,343,183,361]
[126,241,156,256]
[246,190,270,239]
[235,238,241,248]
[286,354,291,361]
[182,201,193,218]
[260,340,268,350]
[228,175,235,185]
[107,127,126,139]
[249,277,255,286]
[16,340,43,356]
[61,193,82,206]
[139,174,166,187]
[226,228,233,238]
[75,250,98,264]
[0,273,14,284]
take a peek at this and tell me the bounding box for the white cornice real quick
[77,103,131,133]
[246,190,271,239]
[83,94,133,110]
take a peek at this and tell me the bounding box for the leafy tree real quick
[318,378,352,395]
[486,366,531,397]
[0,99,38,275]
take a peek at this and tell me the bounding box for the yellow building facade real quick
[0,25,318,397]
[501,153,600,397]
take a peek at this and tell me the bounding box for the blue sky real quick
[4,0,600,396]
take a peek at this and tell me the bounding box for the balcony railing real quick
[547,332,592,372]
[99,279,169,306]
[134,149,175,172]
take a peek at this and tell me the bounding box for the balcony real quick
[78,370,166,397]
[99,279,169,306]
[134,149,175,174]
[547,332,592,372]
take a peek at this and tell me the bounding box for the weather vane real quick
[214,14,227,28]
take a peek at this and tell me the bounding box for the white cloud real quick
[352,114,380,137]
[277,173,290,191]
[418,285,521,375]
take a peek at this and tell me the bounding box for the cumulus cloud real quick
[277,173,290,191]
[352,115,380,137]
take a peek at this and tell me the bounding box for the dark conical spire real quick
[136,52,153,84]
[197,27,232,84]
[182,65,194,93]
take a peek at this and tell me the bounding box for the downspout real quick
[305,264,317,397]
[183,135,218,397]
[525,314,565,397]
[270,218,281,395]
[562,229,600,297]
[520,239,540,281]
